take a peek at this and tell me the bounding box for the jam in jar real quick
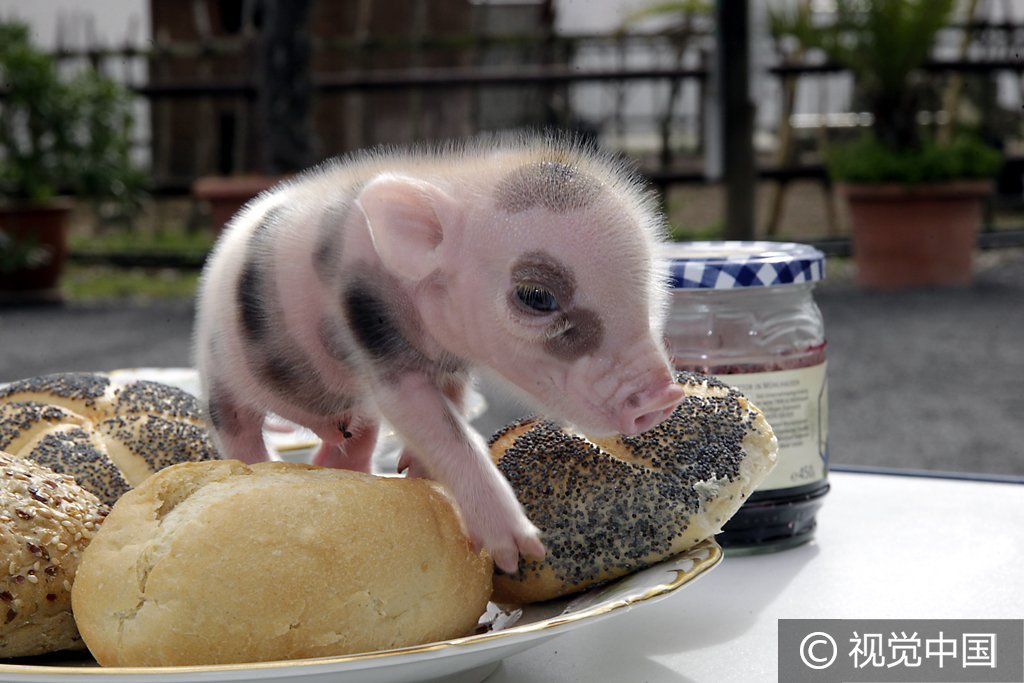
[661,241,829,552]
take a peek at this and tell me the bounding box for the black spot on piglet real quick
[237,264,268,342]
[344,287,400,360]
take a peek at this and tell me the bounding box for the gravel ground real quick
[2,249,1022,477]
[813,249,1024,477]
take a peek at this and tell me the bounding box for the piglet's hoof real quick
[468,513,546,574]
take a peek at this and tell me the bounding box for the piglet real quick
[193,135,685,573]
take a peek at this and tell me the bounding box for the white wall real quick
[0,0,149,49]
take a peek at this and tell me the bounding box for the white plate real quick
[0,539,721,683]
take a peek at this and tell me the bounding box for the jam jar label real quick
[719,362,828,491]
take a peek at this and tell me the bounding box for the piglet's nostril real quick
[630,404,677,434]
[618,382,685,435]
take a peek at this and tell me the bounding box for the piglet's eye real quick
[514,284,559,314]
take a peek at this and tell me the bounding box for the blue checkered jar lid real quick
[663,241,826,289]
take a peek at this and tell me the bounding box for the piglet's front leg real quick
[374,373,545,573]
[397,377,465,479]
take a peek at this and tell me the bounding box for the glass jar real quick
[661,241,829,553]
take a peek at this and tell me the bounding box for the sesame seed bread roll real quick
[71,460,493,667]
[0,451,109,658]
[488,371,778,604]
[0,373,219,505]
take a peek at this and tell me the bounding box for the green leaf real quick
[826,135,1002,183]
[771,0,958,152]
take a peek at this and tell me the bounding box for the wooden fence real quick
[4,4,1024,253]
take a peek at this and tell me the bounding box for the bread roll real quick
[489,371,777,603]
[71,460,492,667]
[0,451,108,658]
[0,373,219,504]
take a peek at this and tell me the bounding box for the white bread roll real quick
[489,371,777,604]
[0,451,108,657]
[0,373,219,504]
[71,460,493,667]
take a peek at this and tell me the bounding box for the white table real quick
[487,470,1024,682]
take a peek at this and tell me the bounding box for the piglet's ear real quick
[355,174,455,282]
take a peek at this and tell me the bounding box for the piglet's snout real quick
[617,377,685,436]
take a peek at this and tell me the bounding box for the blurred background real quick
[1,0,1022,476]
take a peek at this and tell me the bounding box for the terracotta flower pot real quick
[839,180,992,289]
[0,200,73,295]
[192,176,285,235]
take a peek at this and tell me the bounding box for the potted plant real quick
[774,0,1002,288]
[0,21,145,298]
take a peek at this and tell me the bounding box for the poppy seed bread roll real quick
[488,371,777,604]
[71,460,493,667]
[0,373,219,504]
